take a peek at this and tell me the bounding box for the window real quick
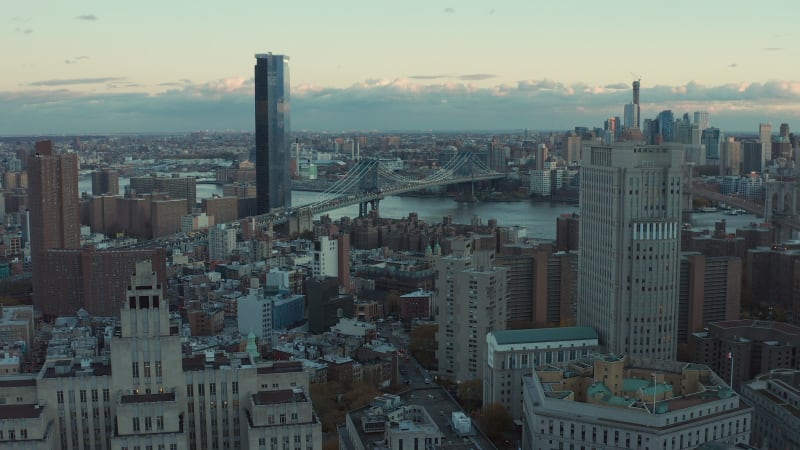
[57,391,64,404]
[198,384,205,396]
[187,384,193,397]
[232,382,238,394]
[91,390,98,402]
[210,383,216,395]
[132,362,139,378]
[145,416,152,431]
[80,390,87,402]
[156,415,164,430]
[259,438,266,445]
[280,414,286,424]
[144,361,151,378]
[133,417,140,432]
[155,360,162,377]
[103,389,109,402]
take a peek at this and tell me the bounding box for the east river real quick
[79,176,764,242]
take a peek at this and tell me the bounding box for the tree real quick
[478,403,513,446]
[408,323,437,369]
[457,379,483,411]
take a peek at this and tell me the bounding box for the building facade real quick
[0,260,322,450]
[255,53,292,214]
[28,140,81,317]
[578,143,683,359]
[521,355,752,450]
[484,327,598,421]
[435,236,509,383]
[740,368,800,450]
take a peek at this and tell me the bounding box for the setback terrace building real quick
[522,354,751,450]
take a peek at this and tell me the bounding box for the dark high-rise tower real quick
[28,140,80,315]
[632,79,641,129]
[254,53,291,214]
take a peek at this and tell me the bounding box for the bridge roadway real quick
[295,172,505,217]
[128,172,505,249]
[688,182,764,215]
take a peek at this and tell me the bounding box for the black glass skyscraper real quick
[255,53,291,214]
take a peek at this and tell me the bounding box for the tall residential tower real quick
[255,53,292,214]
[578,143,683,359]
[28,140,80,316]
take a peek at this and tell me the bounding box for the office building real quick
[484,327,598,421]
[0,260,322,450]
[255,53,292,214]
[91,169,120,196]
[27,140,81,317]
[759,123,772,168]
[780,123,791,139]
[720,137,742,176]
[694,111,710,132]
[740,368,800,450]
[312,235,338,280]
[657,110,675,142]
[435,236,509,383]
[701,127,724,165]
[565,133,582,163]
[632,79,641,129]
[741,140,763,173]
[521,354,752,450]
[578,143,683,359]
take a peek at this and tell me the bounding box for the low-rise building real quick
[740,368,800,450]
[484,327,598,421]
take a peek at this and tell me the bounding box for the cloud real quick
[489,9,495,15]
[444,7,455,14]
[13,27,33,34]
[76,14,98,21]
[763,47,783,51]
[458,74,496,81]
[409,75,448,80]
[29,77,126,87]
[4,77,800,134]
[64,56,90,65]
[728,63,738,68]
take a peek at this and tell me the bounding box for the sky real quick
[3,0,800,135]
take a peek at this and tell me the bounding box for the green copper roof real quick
[491,327,598,345]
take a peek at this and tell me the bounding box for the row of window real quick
[57,388,110,404]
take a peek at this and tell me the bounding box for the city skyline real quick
[3,1,800,134]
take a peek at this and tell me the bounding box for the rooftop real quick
[252,389,306,405]
[42,360,112,378]
[346,387,497,450]
[256,360,303,375]
[491,326,598,345]
[0,403,45,419]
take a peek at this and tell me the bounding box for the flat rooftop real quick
[252,389,306,405]
[0,403,45,419]
[346,387,497,450]
[256,360,303,374]
[492,326,598,345]
[43,360,112,378]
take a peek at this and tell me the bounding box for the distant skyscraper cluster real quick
[255,53,292,214]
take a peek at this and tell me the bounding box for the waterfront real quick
[79,176,768,242]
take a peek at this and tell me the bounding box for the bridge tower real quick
[358,158,382,217]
